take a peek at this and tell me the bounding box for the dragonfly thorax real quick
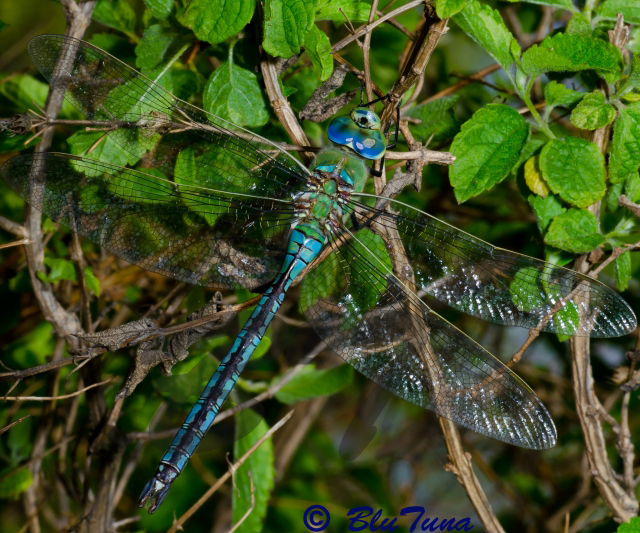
[294,167,353,233]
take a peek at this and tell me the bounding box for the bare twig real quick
[227,472,255,533]
[2,377,114,401]
[420,64,501,104]
[0,238,33,249]
[333,0,426,53]
[439,419,506,533]
[0,414,31,435]
[363,0,381,104]
[0,215,28,237]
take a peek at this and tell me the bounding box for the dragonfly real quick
[2,35,636,513]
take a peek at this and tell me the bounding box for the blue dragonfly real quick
[1,35,636,513]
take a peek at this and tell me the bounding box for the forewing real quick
[300,230,557,449]
[1,153,294,289]
[348,197,636,338]
[26,34,310,193]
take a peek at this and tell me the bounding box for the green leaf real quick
[436,0,468,18]
[567,13,592,35]
[43,257,77,283]
[544,209,604,253]
[404,95,460,144]
[0,20,7,32]
[609,103,640,184]
[274,364,353,404]
[528,194,566,232]
[84,267,101,297]
[0,469,32,500]
[0,74,77,118]
[182,0,256,44]
[93,0,137,37]
[304,25,333,81]
[316,0,372,22]
[597,0,640,25]
[263,0,316,58]
[539,137,606,207]
[614,251,632,291]
[570,91,616,130]
[617,56,640,99]
[67,130,154,168]
[453,0,517,71]
[299,251,340,315]
[203,48,269,127]
[521,33,623,78]
[617,516,640,533]
[144,0,173,18]
[232,409,274,533]
[509,267,546,313]
[626,172,640,203]
[544,81,584,110]
[524,155,550,197]
[252,334,272,360]
[605,181,624,211]
[505,0,574,9]
[135,25,178,71]
[450,104,529,203]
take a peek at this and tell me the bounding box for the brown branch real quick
[257,4,312,163]
[332,0,426,53]
[0,238,33,250]
[438,419,506,533]
[363,0,380,104]
[376,7,449,192]
[568,14,638,523]
[421,63,501,104]
[227,472,255,533]
[619,195,640,219]
[0,414,31,435]
[0,214,27,237]
[2,377,114,401]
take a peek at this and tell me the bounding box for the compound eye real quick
[350,107,382,130]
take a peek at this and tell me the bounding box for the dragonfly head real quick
[327,108,387,161]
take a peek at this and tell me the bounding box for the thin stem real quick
[523,80,555,138]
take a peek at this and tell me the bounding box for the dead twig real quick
[2,377,114,401]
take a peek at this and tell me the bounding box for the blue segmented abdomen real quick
[139,223,325,512]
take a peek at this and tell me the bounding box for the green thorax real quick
[293,148,367,233]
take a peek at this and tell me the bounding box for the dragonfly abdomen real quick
[139,223,324,512]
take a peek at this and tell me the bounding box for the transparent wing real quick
[300,229,557,449]
[26,34,310,192]
[1,153,296,290]
[348,196,636,338]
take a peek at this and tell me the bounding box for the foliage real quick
[0,0,639,533]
